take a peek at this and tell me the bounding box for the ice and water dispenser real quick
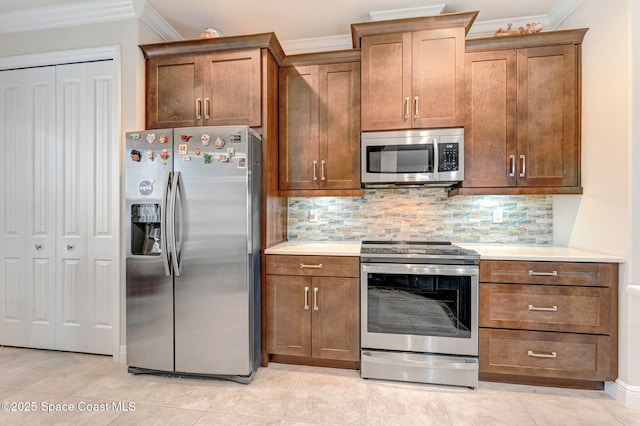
[131,203,162,255]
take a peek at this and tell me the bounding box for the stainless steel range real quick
[360,241,480,388]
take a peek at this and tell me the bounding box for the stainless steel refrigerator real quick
[125,126,262,383]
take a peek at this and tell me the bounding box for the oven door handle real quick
[361,262,479,277]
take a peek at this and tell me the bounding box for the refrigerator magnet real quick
[179,144,188,155]
[201,134,210,146]
[130,133,140,140]
[138,179,154,196]
[194,148,201,156]
[203,153,212,164]
[146,133,156,144]
[215,137,225,149]
[145,149,154,160]
[180,134,192,142]
[237,156,247,169]
[227,147,235,158]
[130,149,141,162]
[159,134,169,144]
[160,149,170,161]
[217,154,230,163]
[183,156,191,161]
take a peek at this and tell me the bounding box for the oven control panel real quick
[438,143,459,172]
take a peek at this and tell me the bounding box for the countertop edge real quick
[264,241,626,263]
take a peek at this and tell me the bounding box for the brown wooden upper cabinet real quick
[351,12,478,131]
[140,34,286,130]
[279,51,362,196]
[451,29,588,196]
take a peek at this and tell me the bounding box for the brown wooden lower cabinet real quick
[479,260,618,389]
[265,255,360,368]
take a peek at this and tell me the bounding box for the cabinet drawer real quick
[479,329,612,381]
[480,284,612,334]
[265,255,359,277]
[480,261,617,287]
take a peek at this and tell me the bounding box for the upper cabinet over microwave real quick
[352,12,478,132]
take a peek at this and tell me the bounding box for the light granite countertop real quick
[264,241,625,263]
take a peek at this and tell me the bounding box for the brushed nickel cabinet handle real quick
[304,287,310,310]
[313,287,319,311]
[520,154,526,177]
[509,155,516,177]
[313,160,318,181]
[195,98,202,119]
[528,304,558,312]
[528,350,557,359]
[300,263,323,269]
[404,97,410,120]
[528,270,558,277]
[413,96,419,119]
[320,160,326,181]
[204,98,210,119]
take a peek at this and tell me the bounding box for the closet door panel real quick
[0,67,56,349]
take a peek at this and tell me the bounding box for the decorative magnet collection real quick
[129,132,246,168]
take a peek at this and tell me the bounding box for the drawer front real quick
[265,255,360,277]
[479,329,611,381]
[480,260,617,287]
[480,284,612,334]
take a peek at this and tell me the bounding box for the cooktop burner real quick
[360,240,480,264]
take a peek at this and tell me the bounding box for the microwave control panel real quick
[438,143,459,172]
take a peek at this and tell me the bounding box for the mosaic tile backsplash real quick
[288,188,553,244]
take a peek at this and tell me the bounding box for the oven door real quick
[361,262,478,356]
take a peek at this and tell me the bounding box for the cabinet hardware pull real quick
[509,155,516,177]
[527,350,557,359]
[320,160,326,181]
[528,270,558,277]
[300,263,323,269]
[313,287,319,311]
[34,244,42,250]
[413,96,419,119]
[313,160,318,181]
[195,98,202,119]
[66,244,73,251]
[304,287,310,310]
[528,304,558,312]
[520,154,526,177]
[204,98,210,119]
[404,97,410,120]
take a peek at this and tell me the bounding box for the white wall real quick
[555,0,640,408]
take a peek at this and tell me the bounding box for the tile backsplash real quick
[288,188,553,244]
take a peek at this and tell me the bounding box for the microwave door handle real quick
[433,141,439,176]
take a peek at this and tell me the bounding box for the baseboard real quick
[605,379,640,409]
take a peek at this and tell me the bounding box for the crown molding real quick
[0,0,182,41]
[281,35,352,55]
[139,1,184,41]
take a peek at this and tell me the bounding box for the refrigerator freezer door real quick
[173,126,257,376]
[125,129,175,372]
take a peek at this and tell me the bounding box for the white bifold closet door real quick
[0,60,117,355]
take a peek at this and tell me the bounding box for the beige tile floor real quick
[0,346,638,425]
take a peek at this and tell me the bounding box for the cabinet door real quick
[202,50,261,127]
[361,32,412,131]
[311,277,359,361]
[318,62,361,190]
[412,28,465,128]
[463,50,517,188]
[279,66,319,190]
[147,54,203,129]
[516,45,578,187]
[266,275,312,357]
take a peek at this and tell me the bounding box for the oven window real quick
[366,145,434,174]
[367,273,472,338]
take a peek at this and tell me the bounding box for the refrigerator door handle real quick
[169,170,184,276]
[161,171,172,276]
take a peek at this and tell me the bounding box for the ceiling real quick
[0,0,581,43]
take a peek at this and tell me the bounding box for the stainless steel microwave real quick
[361,128,464,188]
